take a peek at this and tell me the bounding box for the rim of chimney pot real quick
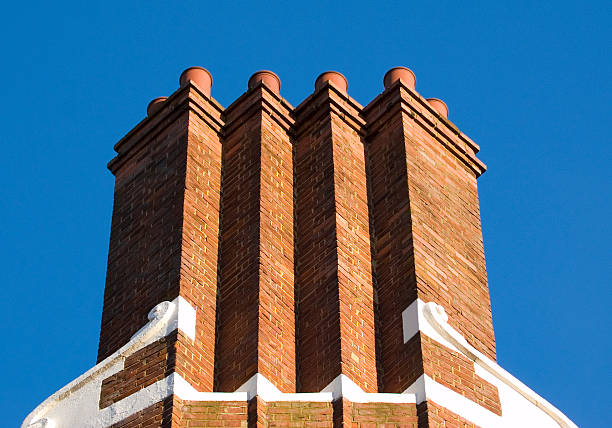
[383,66,416,89]
[248,70,281,94]
[315,71,348,93]
[147,97,168,117]
[179,66,213,95]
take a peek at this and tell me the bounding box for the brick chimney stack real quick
[23,66,577,428]
[97,65,495,425]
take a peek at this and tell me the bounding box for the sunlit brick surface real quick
[99,72,492,427]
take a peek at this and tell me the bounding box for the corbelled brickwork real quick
[94,66,495,427]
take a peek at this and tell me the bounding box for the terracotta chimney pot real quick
[248,70,281,94]
[315,71,348,93]
[383,66,416,90]
[179,66,213,96]
[427,98,449,118]
[147,97,167,117]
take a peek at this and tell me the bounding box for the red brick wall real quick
[400,108,494,360]
[417,400,480,428]
[330,111,378,393]
[112,396,418,427]
[421,335,500,415]
[373,332,500,417]
[110,397,174,428]
[251,398,333,427]
[175,398,248,427]
[295,99,341,392]
[110,397,248,428]
[214,94,262,391]
[257,106,296,392]
[367,107,418,393]
[366,84,494,362]
[100,333,177,409]
[336,399,419,427]
[364,83,499,425]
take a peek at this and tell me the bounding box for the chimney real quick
[22,66,578,428]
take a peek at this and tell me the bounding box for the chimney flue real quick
[179,66,213,96]
[315,71,348,93]
[383,66,416,89]
[248,70,281,94]
[147,97,167,117]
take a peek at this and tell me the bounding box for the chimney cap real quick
[248,70,281,94]
[383,66,416,89]
[147,97,168,117]
[427,98,449,118]
[179,66,213,96]
[315,71,348,93]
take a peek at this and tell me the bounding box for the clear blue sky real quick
[1,1,609,427]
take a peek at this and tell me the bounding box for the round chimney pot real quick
[147,97,168,117]
[248,70,281,94]
[179,66,213,96]
[315,71,348,93]
[427,98,449,118]
[383,66,416,89]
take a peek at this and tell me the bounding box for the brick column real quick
[365,68,499,425]
[215,74,296,393]
[100,67,223,395]
[294,73,378,393]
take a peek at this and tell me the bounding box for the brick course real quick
[417,400,480,428]
[112,396,420,427]
[420,335,500,415]
[176,398,248,427]
[100,333,177,409]
[337,399,419,427]
[110,397,174,428]
[250,398,333,427]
